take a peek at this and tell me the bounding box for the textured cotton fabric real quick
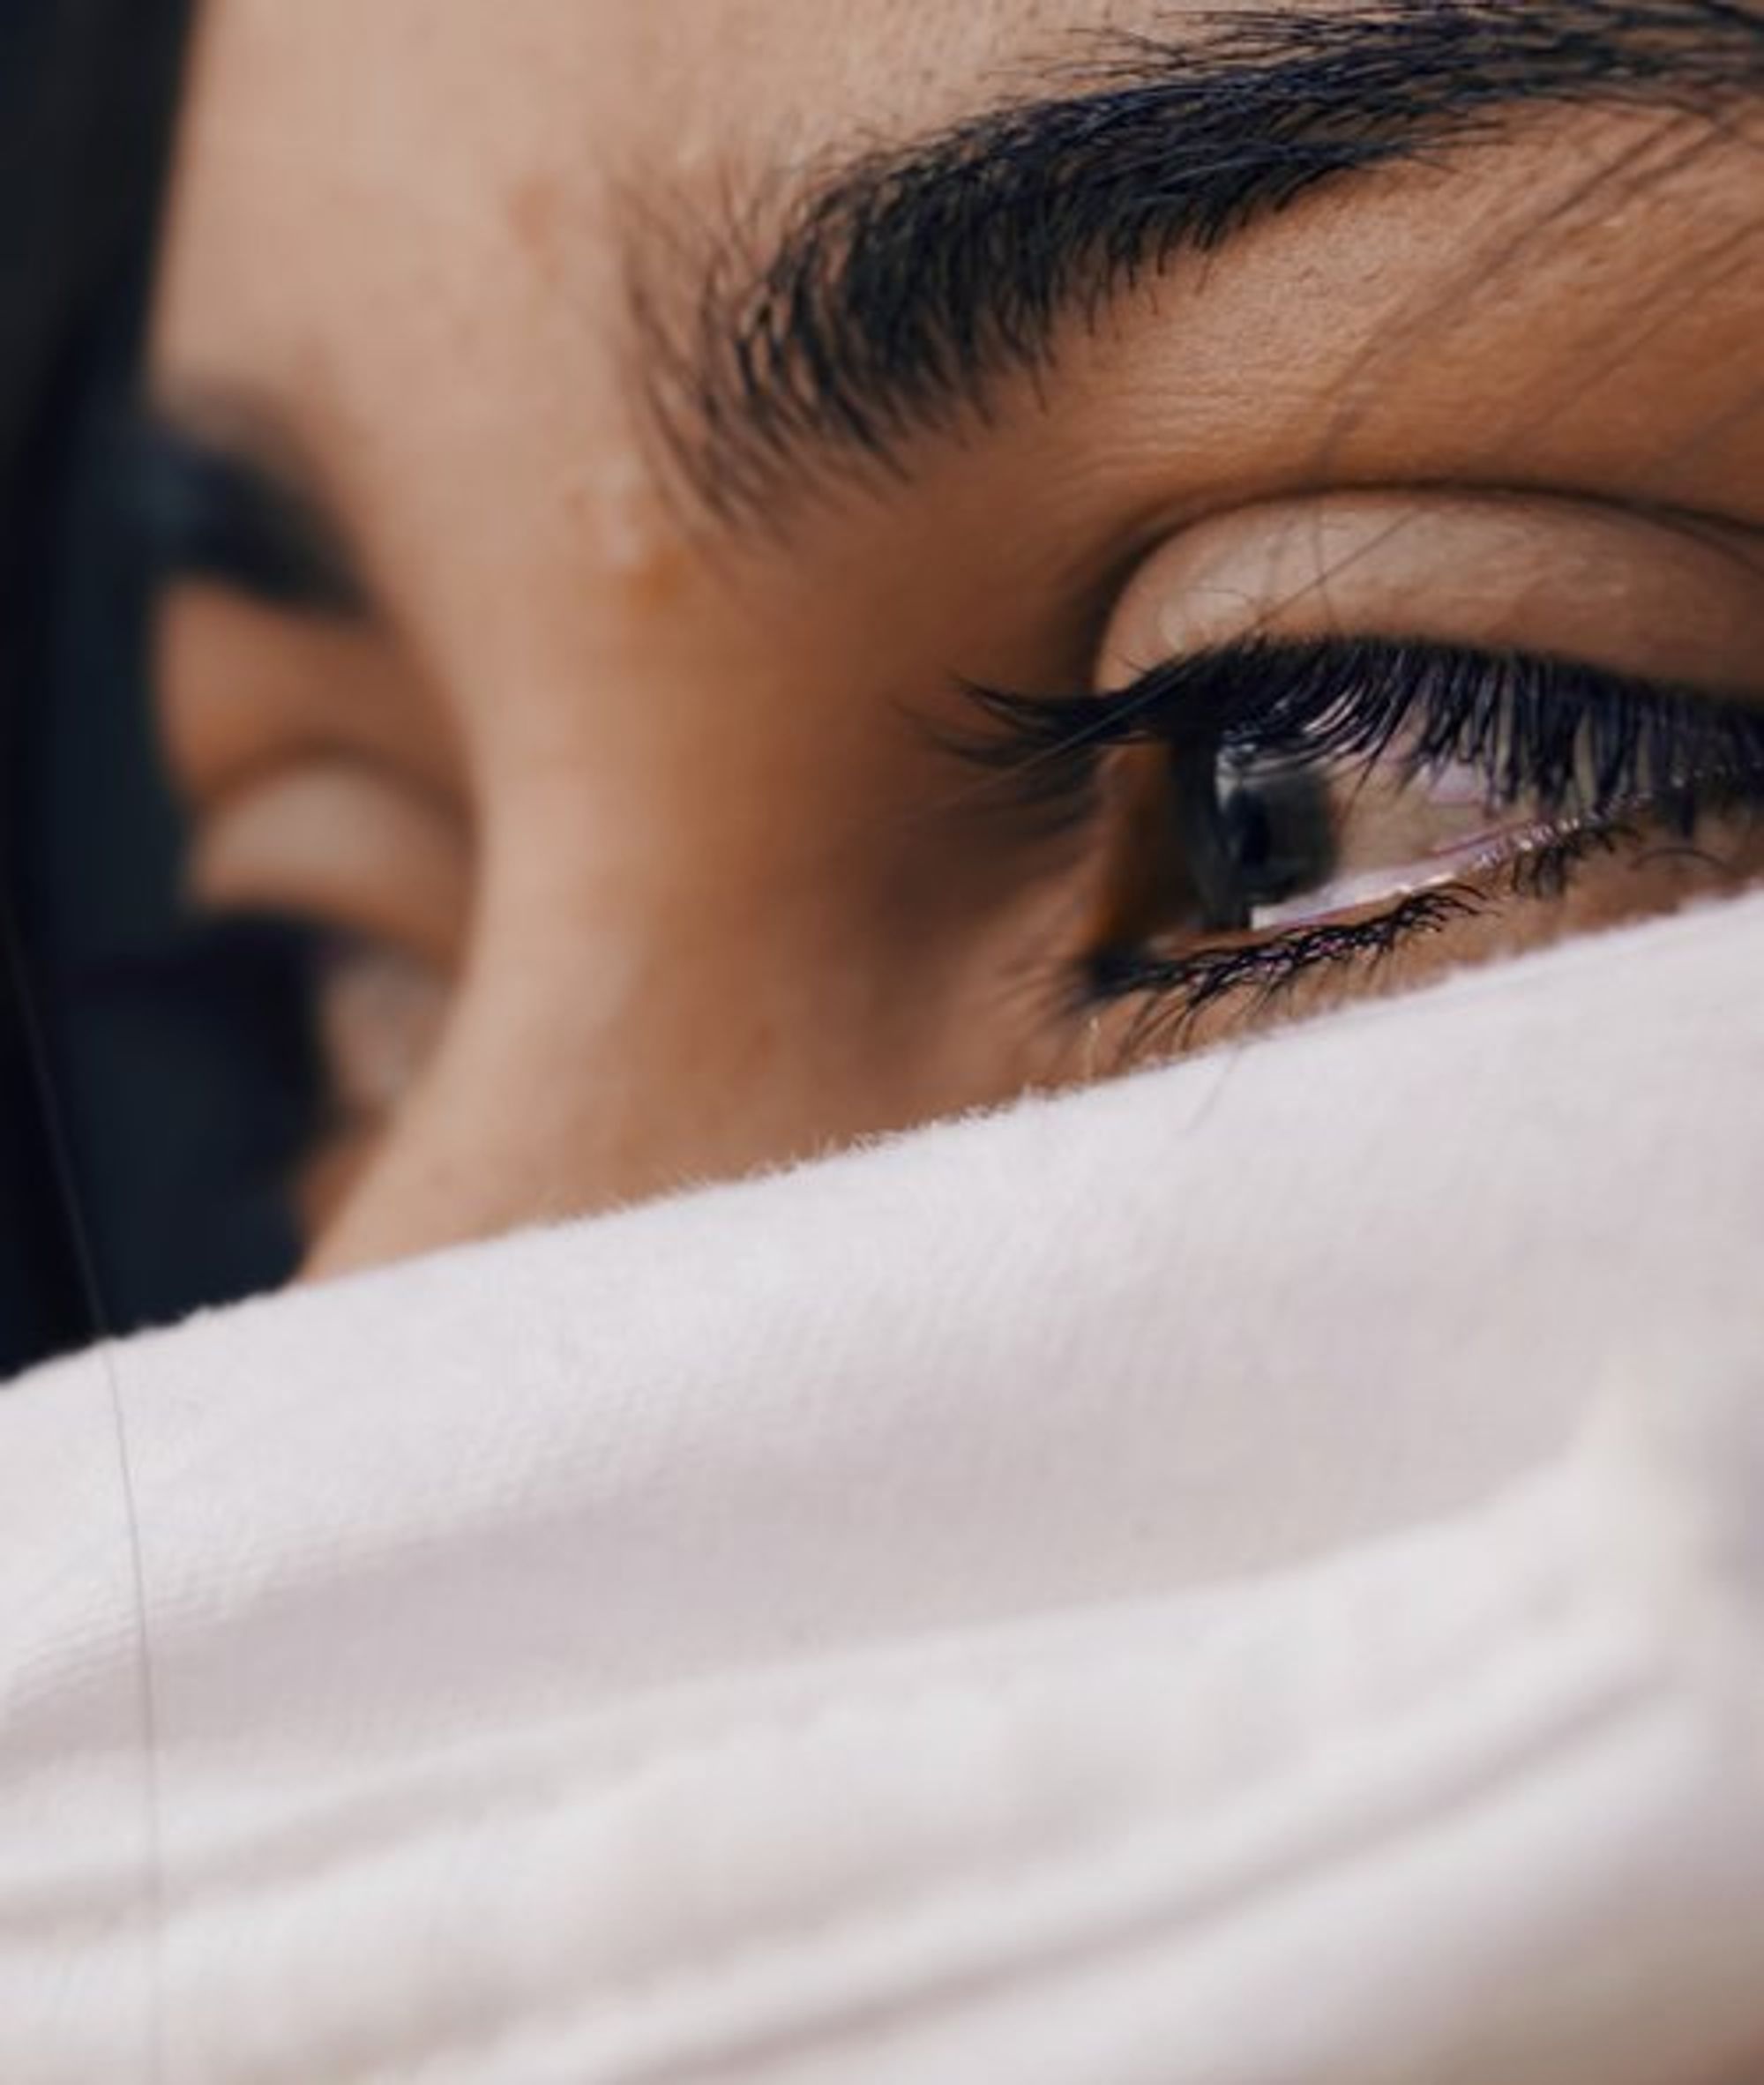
[3,893,1763,2083]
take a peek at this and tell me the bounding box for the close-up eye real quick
[960,493,1764,1054]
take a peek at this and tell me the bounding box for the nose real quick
[299,893,802,1275]
[296,822,1016,1277]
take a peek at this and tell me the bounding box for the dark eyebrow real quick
[641,0,1764,522]
[123,413,368,617]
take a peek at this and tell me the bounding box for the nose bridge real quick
[298,558,808,1272]
[297,1008,641,1281]
[301,843,804,1275]
[303,781,1009,1278]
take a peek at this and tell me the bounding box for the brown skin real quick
[151,2,1764,1275]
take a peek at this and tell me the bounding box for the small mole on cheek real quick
[566,457,687,601]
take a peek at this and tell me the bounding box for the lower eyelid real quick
[1078,888,1482,1042]
[1076,770,1764,1043]
[1105,802,1761,1042]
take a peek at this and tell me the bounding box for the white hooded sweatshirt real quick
[3,892,1762,2084]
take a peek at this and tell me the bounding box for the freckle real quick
[566,459,684,599]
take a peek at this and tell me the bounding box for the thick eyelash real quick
[953,635,1764,1030]
[1077,818,1642,1050]
[958,636,1764,830]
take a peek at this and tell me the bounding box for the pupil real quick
[1216,759,1335,909]
[1221,787,1275,874]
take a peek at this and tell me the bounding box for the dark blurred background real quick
[0,0,306,1379]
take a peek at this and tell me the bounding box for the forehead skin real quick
[154,0,1119,488]
[153,3,1167,687]
[155,0,1761,721]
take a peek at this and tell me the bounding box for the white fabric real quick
[3,893,1763,2084]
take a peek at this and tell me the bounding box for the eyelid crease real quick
[155,585,467,821]
[185,759,471,976]
[169,725,471,840]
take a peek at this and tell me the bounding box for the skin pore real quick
[146,0,1764,1274]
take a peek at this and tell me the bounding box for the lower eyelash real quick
[1505,811,1638,897]
[1081,887,1481,1050]
[1077,808,1692,1049]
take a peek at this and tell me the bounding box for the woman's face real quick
[147,1,1764,1274]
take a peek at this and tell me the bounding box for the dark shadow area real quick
[1,0,309,1377]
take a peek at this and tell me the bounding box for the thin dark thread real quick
[1,902,164,2085]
